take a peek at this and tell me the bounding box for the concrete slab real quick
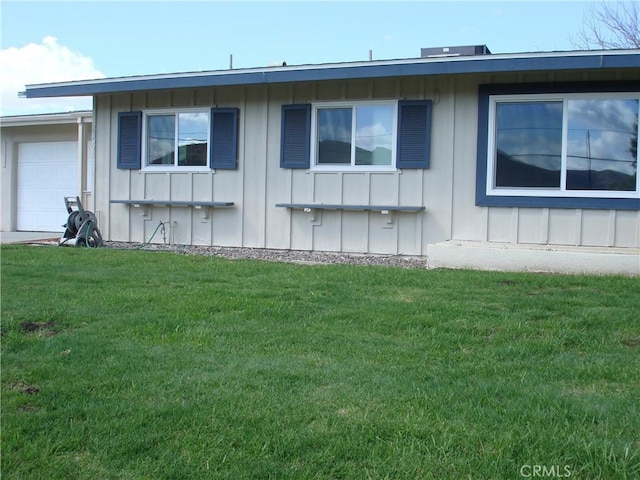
[427,240,640,276]
[0,231,62,244]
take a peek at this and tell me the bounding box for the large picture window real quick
[478,85,640,209]
[311,101,397,170]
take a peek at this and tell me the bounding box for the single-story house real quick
[1,111,93,232]
[21,46,640,274]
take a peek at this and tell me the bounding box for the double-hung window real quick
[145,110,209,169]
[311,101,397,170]
[477,83,640,210]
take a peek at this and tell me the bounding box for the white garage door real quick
[17,141,78,232]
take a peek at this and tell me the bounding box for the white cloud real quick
[356,122,392,151]
[0,36,105,116]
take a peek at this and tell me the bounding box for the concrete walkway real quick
[0,232,62,244]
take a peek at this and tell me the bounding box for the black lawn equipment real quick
[59,196,104,247]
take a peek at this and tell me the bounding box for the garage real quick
[17,141,78,232]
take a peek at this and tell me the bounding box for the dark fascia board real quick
[24,50,640,99]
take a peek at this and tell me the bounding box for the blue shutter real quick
[396,100,432,169]
[117,111,142,169]
[280,104,311,169]
[210,108,239,169]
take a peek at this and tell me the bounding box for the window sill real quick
[140,167,212,173]
[310,166,397,173]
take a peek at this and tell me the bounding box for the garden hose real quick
[137,221,169,249]
[85,221,93,248]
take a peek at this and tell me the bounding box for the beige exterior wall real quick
[94,69,640,257]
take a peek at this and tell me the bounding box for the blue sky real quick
[0,1,599,115]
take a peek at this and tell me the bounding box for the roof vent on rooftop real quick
[421,45,491,58]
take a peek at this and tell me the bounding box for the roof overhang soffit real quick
[23,51,640,99]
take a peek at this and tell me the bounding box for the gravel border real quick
[103,241,429,269]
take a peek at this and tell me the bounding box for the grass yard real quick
[1,245,639,479]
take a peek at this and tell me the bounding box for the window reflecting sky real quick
[355,105,393,153]
[317,105,394,165]
[495,98,638,191]
[317,108,352,164]
[178,112,208,146]
[567,99,638,175]
[147,114,175,165]
[318,108,351,145]
[496,101,563,172]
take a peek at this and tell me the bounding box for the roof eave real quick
[1,110,93,127]
[23,51,640,99]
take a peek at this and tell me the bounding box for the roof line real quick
[23,49,640,99]
[1,110,93,126]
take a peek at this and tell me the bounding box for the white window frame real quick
[486,92,640,199]
[310,100,398,172]
[141,108,211,172]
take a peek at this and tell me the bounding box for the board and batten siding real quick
[93,69,639,254]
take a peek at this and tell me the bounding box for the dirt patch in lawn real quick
[19,404,40,412]
[20,321,61,336]
[7,381,40,395]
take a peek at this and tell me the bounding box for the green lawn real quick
[1,245,639,479]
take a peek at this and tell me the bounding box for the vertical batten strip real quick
[541,208,550,244]
[608,210,617,247]
[575,209,583,246]
[511,207,519,244]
